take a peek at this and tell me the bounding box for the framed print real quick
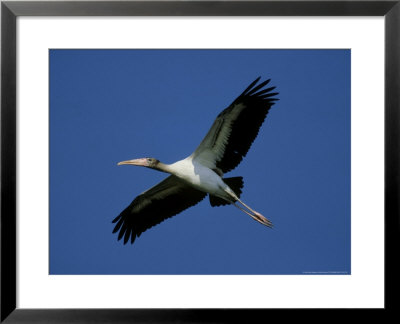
[1,0,399,322]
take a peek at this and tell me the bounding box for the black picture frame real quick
[1,0,399,322]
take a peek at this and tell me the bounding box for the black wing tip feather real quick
[237,77,279,103]
[112,208,137,245]
[112,207,172,245]
[241,76,261,95]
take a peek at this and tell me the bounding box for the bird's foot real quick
[252,211,273,228]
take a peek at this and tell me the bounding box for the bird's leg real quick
[232,200,273,228]
[237,198,260,215]
[224,189,273,228]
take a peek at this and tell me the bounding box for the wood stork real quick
[113,77,279,244]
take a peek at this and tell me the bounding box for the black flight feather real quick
[215,77,279,173]
[112,175,206,244]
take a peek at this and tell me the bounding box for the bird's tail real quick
[209,176,243,207]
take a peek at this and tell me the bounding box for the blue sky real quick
[49,49,350,275]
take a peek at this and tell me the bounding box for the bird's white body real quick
[166,157,234,199]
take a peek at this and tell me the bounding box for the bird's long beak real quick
[117,158,147,166]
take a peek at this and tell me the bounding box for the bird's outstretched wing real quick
[191,77,279,174]
[112,175,207,244]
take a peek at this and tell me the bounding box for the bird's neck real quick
[154,162,174,174]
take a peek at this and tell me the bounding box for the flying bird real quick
[113,77,279,244]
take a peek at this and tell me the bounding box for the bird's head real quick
[117,157,160,169]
